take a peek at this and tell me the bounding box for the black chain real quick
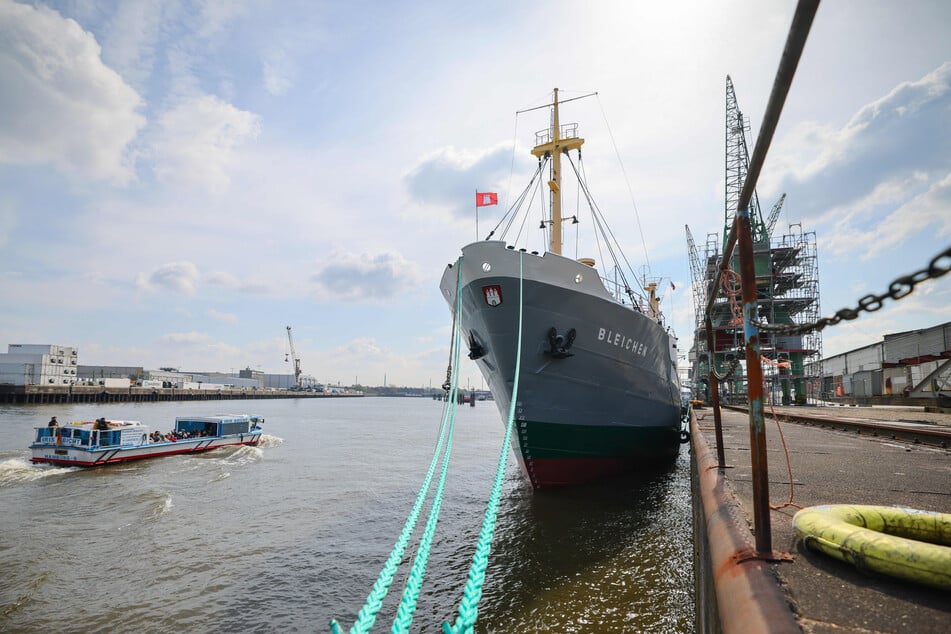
[752,245,951,336]
[710,353,742,382]
[715,357,741,382]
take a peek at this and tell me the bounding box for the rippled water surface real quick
[1,397,693,632]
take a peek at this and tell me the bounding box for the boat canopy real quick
[174,414,262,437]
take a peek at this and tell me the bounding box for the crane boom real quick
[286,326,302,387]
[765,193,787,237]
[685,224,705,330]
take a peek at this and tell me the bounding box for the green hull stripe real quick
[515,419,679,460]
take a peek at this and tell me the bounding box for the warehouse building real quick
[0,344,79,386]
[811,321,950,402]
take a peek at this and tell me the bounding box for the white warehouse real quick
[0,344,79,386]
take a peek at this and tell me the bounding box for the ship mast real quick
[531,88,585,256]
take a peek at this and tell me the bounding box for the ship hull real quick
[440,241,682,489]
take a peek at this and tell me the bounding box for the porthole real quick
[482,262,491,272]
[575,274,583,283]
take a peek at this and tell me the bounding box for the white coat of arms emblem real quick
[482,285,502,306]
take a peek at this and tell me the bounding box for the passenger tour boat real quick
[30,414,264,467]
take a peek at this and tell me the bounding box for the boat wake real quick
[138,491,174,520]
[256,434,284,448]
[0,458,78,487]
[217,444,263,466]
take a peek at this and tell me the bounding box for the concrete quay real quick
[692,405,950,633]
[0,384,363,404]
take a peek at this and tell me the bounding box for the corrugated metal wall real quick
[884,321,951,362]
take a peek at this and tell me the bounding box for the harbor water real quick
[0,397,694,632]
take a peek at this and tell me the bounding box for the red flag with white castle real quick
[475,192,498,207]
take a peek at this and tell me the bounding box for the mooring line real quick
[442,251,524,634]
[390,304,466,632]
[330,261,465,634]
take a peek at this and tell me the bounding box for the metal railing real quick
[702,0,820,556]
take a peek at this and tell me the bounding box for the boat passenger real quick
[94,418,110,430]
[47,416,58,427]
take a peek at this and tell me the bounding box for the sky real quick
[0,0,949,389]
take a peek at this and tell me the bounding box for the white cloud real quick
[262,47,293,96]
[0,0,145,184]
[821,283,951,358]
[206,341,242,356]
[196,1,251,39]
[757,60,951,272]
[821,171,951,259]
[204,270,273,295]
[207,308,238,323]
[97,0,163,91]
[310,250,423,302]
[159,331,212,345]
[766,61,951,217]
[204,271,239,289]
[332,337,383,358]
[136,261,200,295]
[149,94,261,193]
[404,143,513,215]
[0,197,15,246]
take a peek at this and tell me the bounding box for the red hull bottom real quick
[524,454,676,489]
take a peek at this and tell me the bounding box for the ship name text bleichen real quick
[597,328,648,357]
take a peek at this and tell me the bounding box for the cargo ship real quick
[438,89,683,489]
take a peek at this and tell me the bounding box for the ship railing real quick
[600,275,646,313]
[534,122,580,146]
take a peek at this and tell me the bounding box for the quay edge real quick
[690,411,799,633]
[691,406,951,633]
[0,384,363,404]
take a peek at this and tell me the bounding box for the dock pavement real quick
[694,404,950,633]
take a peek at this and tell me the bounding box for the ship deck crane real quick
[285,326,302,388]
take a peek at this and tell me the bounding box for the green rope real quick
[390,344,461,632]
[442,251,524,634]
[330,262,465,634]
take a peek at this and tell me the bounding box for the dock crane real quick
[285,326,302,388]
[765,193,787,238]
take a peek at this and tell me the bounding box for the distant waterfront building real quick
[263,373,320,389]
[144,369,194,386]
[78,365,144,382]
[264,373,297,389]
[807,320,951,399]
[238,367,265,387]
[195,372,260,389]
[0,342,324,391]
[0,344,79,386]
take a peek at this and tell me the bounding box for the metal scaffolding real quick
[687,77,823,406]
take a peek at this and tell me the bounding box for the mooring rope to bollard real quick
[330,251,525,634]
[442,251,525,634]
[391,348,463,631]
[330,261,465,634]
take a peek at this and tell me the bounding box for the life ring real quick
[679,429,690,444]
[792,504,951,590]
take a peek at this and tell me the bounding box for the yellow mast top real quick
[531,88,584,256]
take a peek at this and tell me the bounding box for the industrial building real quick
[686,77,822,405]
[812,321,951,403]
[0,344,317,391]
[0,344,79,386]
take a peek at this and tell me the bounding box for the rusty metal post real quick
[699,0,820,556]
[736,207,772,554]
[704,316,726,467]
